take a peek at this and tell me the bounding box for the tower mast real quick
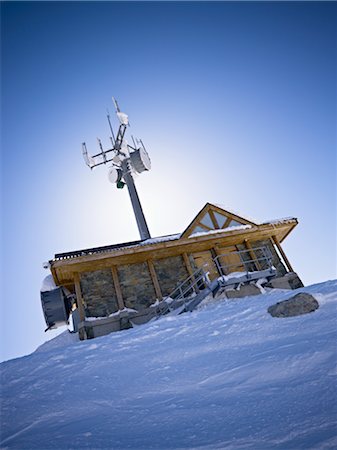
[82,98,151,240]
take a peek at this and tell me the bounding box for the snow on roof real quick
[140,234,181,245]
[53,234,181,261]
[40,274,57,292]
[53,217,296,261]
[260,217,297,226]
[189,224,252,238]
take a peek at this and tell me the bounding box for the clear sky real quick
[1,1,336,362]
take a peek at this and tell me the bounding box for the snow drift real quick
[1,280,337,449]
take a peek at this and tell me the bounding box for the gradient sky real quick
[1,1,336,362]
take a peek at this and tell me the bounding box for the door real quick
[215,246,245,275]
[192,250,219,281]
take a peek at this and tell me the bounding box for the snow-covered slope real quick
[1,280,337,449]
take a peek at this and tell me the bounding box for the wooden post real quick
[208,209,219,229]
[73,272,85,322]
[222,216,232,229]
[111,266,126,310]
[211,247,223,277]
[244,239,261,270]
[147,260,163,301]
[272,236,294,273]
[182,252,194,277]
[182,252,200,293]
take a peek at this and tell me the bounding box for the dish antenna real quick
[82,97,151,240]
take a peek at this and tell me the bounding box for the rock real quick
[265,272,304,290]
[225,283,261,299]
[268,293,319,318]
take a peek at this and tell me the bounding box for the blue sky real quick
[1,1,336,362]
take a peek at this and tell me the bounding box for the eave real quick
[51,218,298,287]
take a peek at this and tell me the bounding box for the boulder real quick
[268,292,319,318]
[265,272,304,290]
[225,283,261,299]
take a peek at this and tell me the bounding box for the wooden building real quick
[45,203,302,339]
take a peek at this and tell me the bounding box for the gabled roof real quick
[181,203,257,239]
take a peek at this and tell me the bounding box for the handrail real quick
[213,246,273,276]
[167,267,208,301]
[164,246,274,304]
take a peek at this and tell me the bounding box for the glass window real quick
[228,220,243,228]
[191,226,207,235]
[214,212,227,228]
[200,213,214,229]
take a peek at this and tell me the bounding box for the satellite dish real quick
[108,167,122,184]
[130,148,151,173]
[40,287,72,330]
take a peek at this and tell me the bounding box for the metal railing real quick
[213,246,274,277]
[167,268,208,302]
[164,246,274,304]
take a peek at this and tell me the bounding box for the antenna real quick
[112,96,120,112]
[131,135,137,150]
[106,109,116,145]
[82,142,94,169]
[81,97,151,240]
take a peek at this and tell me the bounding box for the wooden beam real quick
[182,252,194,278]
[272,236,294,273]
[210,247,223,276]
[209,203,257,226]
[52,221,297,282]
[147,260,163,301]
[50,266,61,286]
[111,266,126,310]
[182,252,200,293]
[208,209,219,229]
[244,239,261,270]
[73,272,85,322]
[222,216,232,229]
[198,222,213,231]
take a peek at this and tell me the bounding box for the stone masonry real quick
[154,256,189,297]
[118,262,156,310]
[80,269,119,317]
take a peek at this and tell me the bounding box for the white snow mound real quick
[1,279,337,449]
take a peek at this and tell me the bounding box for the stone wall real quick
[153,256,189,297]
[118,262,156,310]
[80,269,119,317]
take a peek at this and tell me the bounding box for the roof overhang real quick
[50,218,298,287]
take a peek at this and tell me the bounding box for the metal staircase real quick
[154,246,277,317]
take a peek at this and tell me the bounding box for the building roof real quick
[52,203,298,262]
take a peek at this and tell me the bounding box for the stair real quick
[133,245,277,325]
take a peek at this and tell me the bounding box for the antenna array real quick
[82,97,151,240]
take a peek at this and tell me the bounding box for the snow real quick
[190,224,251,238]
[85,308,138,321]
[261,217,297,226]
[116,111,129,126]
[141,234,181,245]
[40,274,57,292]
[1,280,337,449]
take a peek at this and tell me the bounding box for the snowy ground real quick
[1,280,337,449]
